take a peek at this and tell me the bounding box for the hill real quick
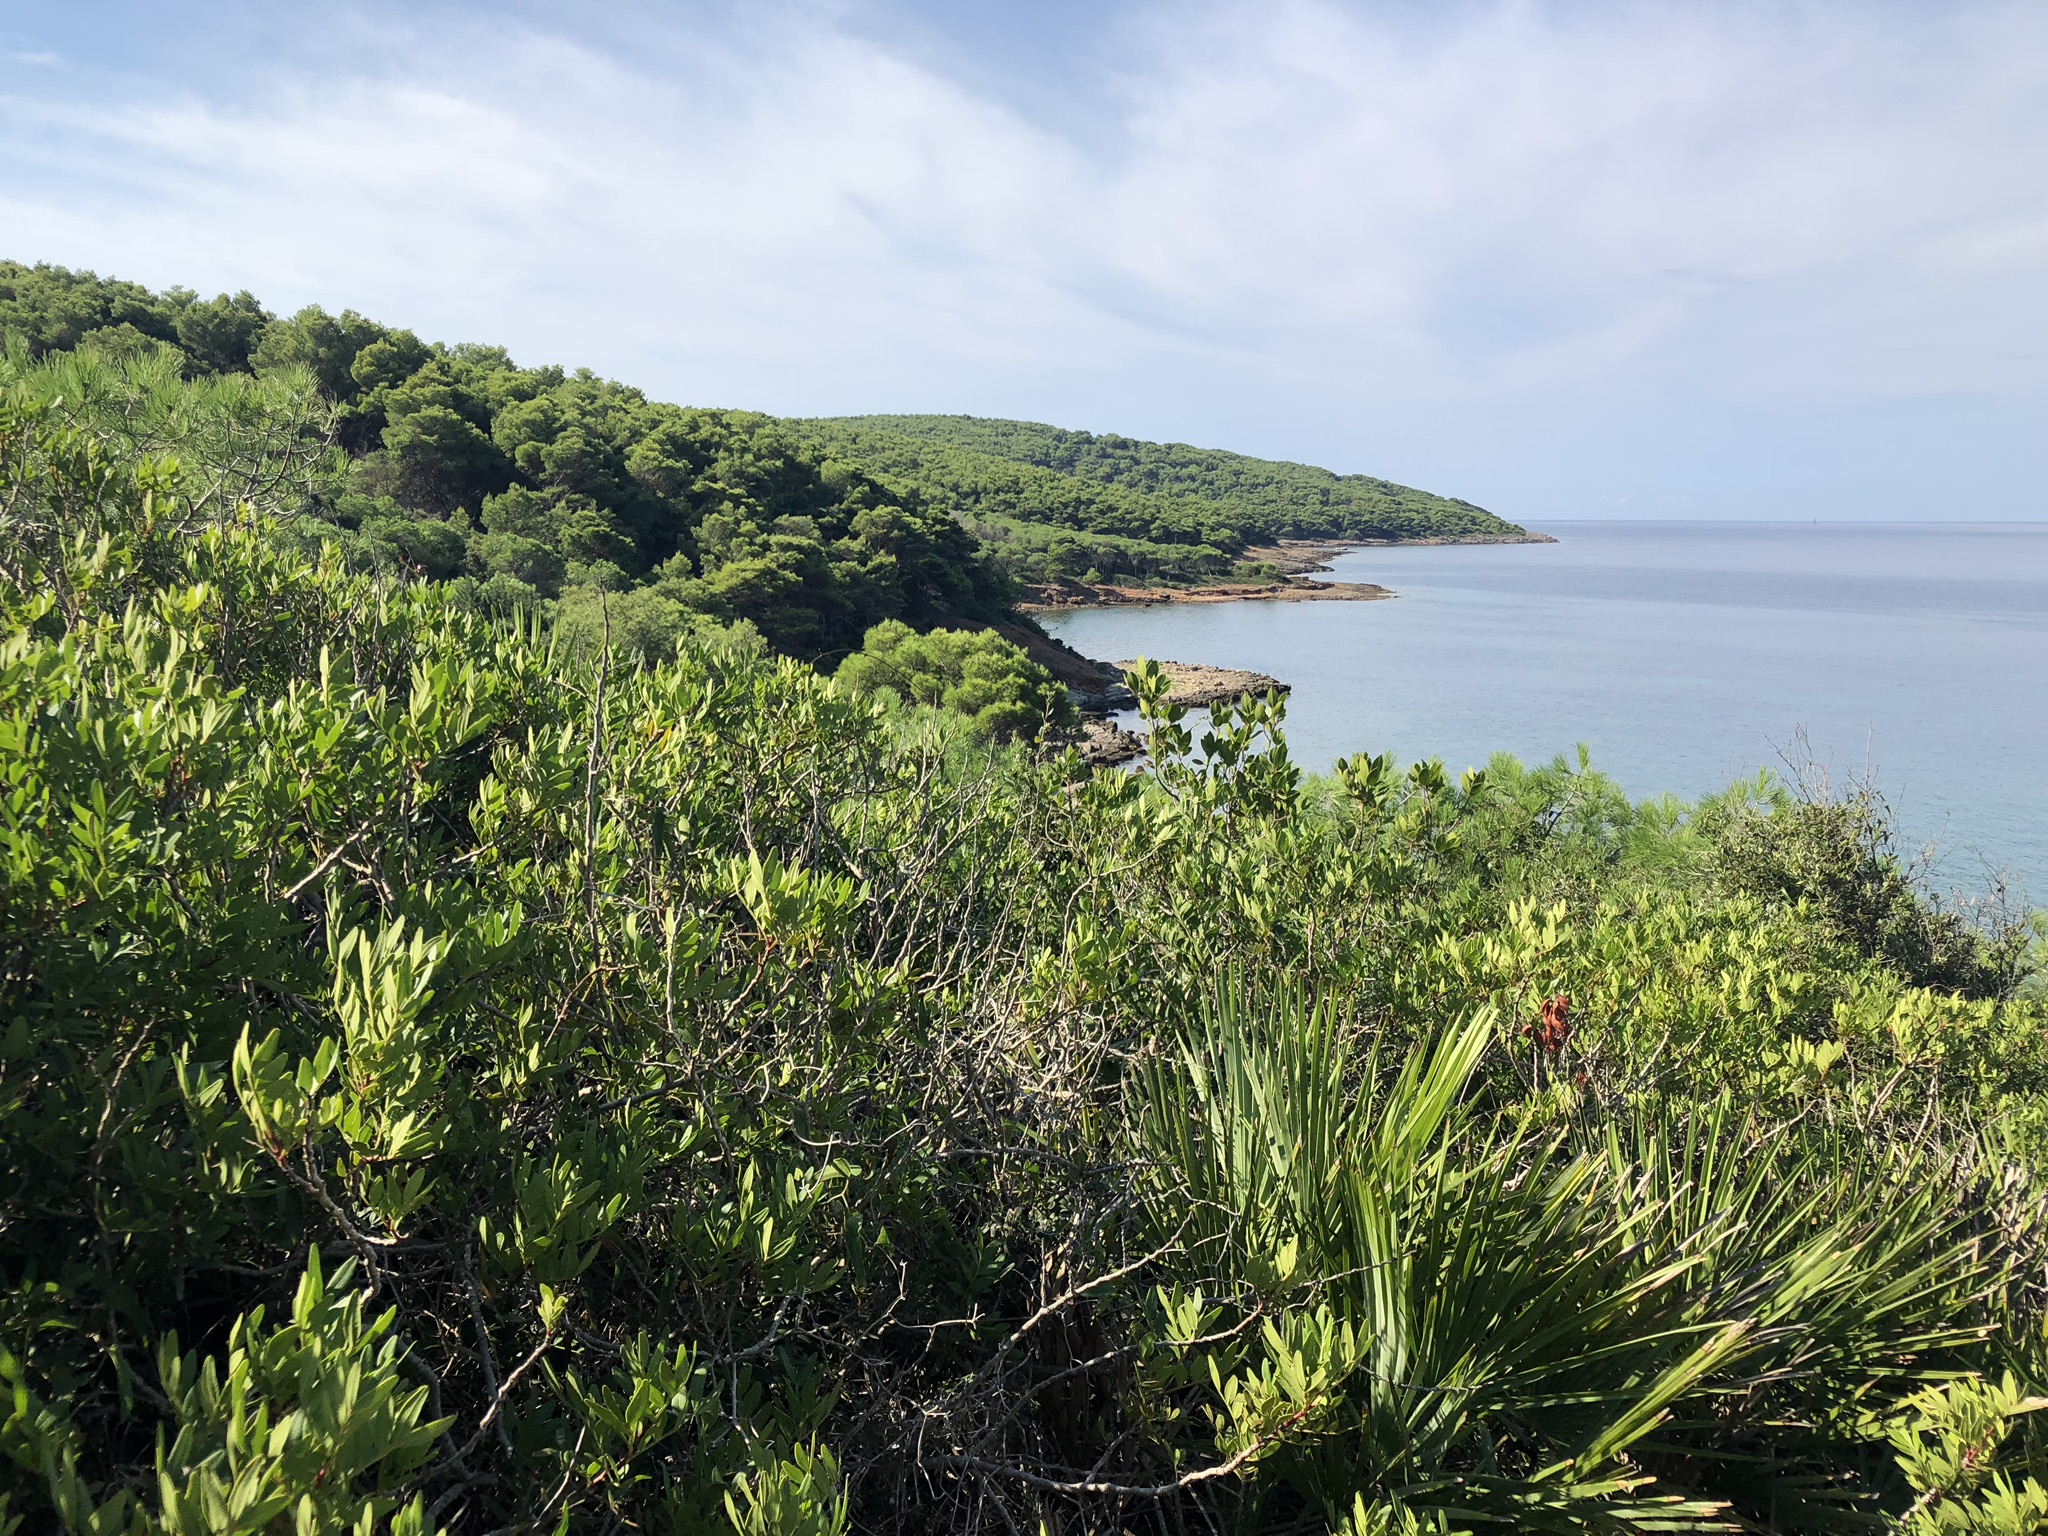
[0,260,1016,664]
[2,260,1525,642]
[817,412,1527,546]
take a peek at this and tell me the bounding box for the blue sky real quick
[3,1,2042,521]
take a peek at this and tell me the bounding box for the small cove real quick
[1040,521,2048,902]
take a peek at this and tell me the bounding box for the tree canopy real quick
[805,412,1528,568]
[1,262,1017,664]
[835,620,1077,741]
[2,260,1532,647]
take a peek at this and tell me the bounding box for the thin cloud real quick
[0,0,2041,515]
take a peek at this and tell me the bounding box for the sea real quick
[1039,522,2048,906]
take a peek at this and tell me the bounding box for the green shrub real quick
[835,619,1076,740]
[3,375,2046,1536]
[1707,787,2021,998]
[358,510,469,580]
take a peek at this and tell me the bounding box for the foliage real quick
[1880,1375,2048,1533]
[813,413,1529,548]
[2,263,1017,667]
[0,1251,446,1534]
[4,263,1530,665]
[835,620,1076,741]
[1136,994,1980,1530]
[1701,781,2023,999]
[959,510,1232,586]
[0,340,339,524]
[4,287,2048,1536]
[0,260,264,375]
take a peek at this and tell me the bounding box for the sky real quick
[2,0,2043,522]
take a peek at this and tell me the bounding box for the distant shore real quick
[1013,531,1557,750]
[1018,577,1393,611]
[1014,533,1551,613]
[1342,531,1557,548]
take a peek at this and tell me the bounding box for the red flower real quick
[1525,994,1572,1055]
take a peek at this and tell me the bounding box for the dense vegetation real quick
[809,415,1525,580]
[0,260,1015,665]
[7,319,2048,1536]
[0,261,1526,625]
[834,622,1078,743]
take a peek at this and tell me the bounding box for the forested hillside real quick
[818,413,1522,547]
[7,327,2048,1534]
[0,260,1016,665]
[0,260,1527,627]
[783,415,1530,588]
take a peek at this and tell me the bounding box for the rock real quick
[1077,718,1146,767]
[1016,577,1392,610]
[1117,660,1288,709]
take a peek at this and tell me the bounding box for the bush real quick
[552,583,765,668]
[3,397,2047,1535]
[358,511,469,580]
[1707,787,2019,998]
[835,619,1076,740]
[472,529,566,594]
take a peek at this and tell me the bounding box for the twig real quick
[935,1435,1272,1499]
[453,1326,556,1463]
[462,1240,515,1456]
[281,826,368,902]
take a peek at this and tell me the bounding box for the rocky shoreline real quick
[998,600,1304,767]
[1116,659,1289,709]
[996,539,1432,766]
[994,620,1137,711]
[1019,575,1392,611]
[1343,531,1556,547]
[1063,660,1291,766]
[1077,717,1147,766]
[1015,532,1550,614]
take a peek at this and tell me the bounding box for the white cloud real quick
[1100,1,2047,396]
[1,0,2042,514]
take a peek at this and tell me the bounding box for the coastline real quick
[1018,577,1393,611]
[1017,538,1388,611]
[994,620,1138,711]
[1068,660,1291,766]
[1117,659,1289,708]
[1342,531,1557,547]
[1017,530,1550,762]
[1014,532,1551,614]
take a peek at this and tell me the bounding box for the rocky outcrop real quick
[1077,717,1146,766]
[1115,660,1288,710]
[1018,576,1391,611]
[978,621,1290,734]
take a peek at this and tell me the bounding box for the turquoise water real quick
[1040,522,2048,902]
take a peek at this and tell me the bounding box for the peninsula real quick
[800,413,1542,604]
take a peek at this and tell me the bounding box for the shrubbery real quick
[4,349,2048,1535]
[835,620,1076,741]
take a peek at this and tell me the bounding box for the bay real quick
[1039,522,2048,904]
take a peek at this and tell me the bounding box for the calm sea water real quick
[1041,522,2048,903]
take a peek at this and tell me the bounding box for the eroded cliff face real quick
[988,618,1137,711]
